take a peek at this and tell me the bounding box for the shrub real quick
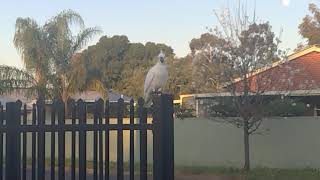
[207,97,306,117]
[174,105,195,119]
[266,99,305,117]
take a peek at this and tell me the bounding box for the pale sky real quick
[0,0,315,68]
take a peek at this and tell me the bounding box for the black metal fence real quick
[0,93,174,180]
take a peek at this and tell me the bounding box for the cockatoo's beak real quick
[160,57,164,63]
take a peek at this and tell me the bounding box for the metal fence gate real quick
[0,93,174,180]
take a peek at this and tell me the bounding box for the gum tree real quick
[299,3,320,45]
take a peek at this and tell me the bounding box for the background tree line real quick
[1,2,320,99]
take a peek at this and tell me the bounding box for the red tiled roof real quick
[233,47,320,93]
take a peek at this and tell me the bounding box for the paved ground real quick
[22,171,152,180]
[18,169,240,180]
[29,173,241,180]
[23,174,241,180]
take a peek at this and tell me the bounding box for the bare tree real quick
[192,1,306,171]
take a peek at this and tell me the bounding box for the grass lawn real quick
[26,159,320,179]
[176,166,320,180]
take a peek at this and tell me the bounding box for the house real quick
[0,89,36,109]
[230,45,320,94]
[178,45,320,117]
[70,89,132,103]
[70,90,133,116]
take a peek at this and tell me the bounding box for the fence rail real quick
[0,93,174,180]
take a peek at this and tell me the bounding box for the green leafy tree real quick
[166,55,195,97]
[117,42,174,98]
[299,3,320,45]
[77,35,175,98]
[78,35,130,89]
[189,33,229,93]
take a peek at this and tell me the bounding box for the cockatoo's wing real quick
[143,59,168,108]
[144,67,156,107]
[144,68,155,95]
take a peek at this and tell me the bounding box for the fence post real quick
[117,98,124,180]
[0,103,3,180]
[37,99,46,180]
[70,99,76,180]
[78,99,87,180]
[57,99,65,180]
[129,99,135,180]
[105,100,110,180]
[162,94,174,180]
[152,95,162,180]
[152,94,174,180]
[96,98,104,180]
[138,98,148,180]
[5,102,21,180]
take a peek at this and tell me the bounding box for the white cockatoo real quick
[143,51,168,107]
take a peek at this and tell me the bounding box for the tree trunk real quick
[60,75,69,117]
[243,119,250,171]
[62,88,69,117]
[35,67,46,103]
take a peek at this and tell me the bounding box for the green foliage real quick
[13,17,52,99]
[6,10,195,100]
[44,10,102,101]
[299,3,320,45]
[6,10,102,101]
[6,10,192,101]
[189,34,227,93]
[174,105,195,119]
[189,33,226,55]
[167,55,195,97]
[245,168,320,180]
[208,97,306,117]
[176,166,320,180]
[266,99,305,117]
[14,17,49,73]
[208,97,239,117]
[76,35,176,98]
